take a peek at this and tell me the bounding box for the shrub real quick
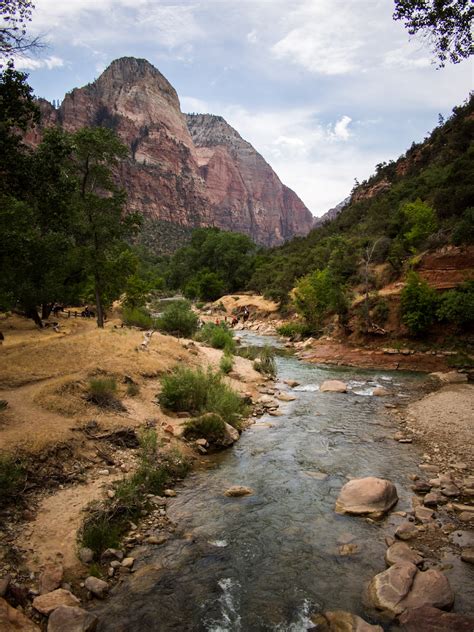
[126,382,140,397]
[402,199,438,250]
[276,322,312,339]
[87,377,124,409]
[196,323,235,352]
[436,281,474,325]
[0,400,8,411]
[156,300,198,337]
[400,271,438,336]
[452,207,474,245]
[294,267,348,331]
[0,454,25,508]
[219,352,233,374]
[183,413,226,442]
[122,306,153,329]
[371,297,390,325]
[158,367,245,428]
[81,513,122,556]
[253,345,277,378]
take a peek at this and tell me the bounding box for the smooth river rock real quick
[47,605,98,632]
[0,597,41,632]
[365,562,454,620]
[84,577,109,599]
[220,423,240,447]
[335,477,398,518]
[310,610,383,631]
[224,486,253,497]
[399,605,474,631]
[385,542,423,567]
[320,380,347,393]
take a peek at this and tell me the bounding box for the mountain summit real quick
[35,57,314,249]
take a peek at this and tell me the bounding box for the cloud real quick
[333,116,352,141]
[247,29,258,44]
[13,55,64,70]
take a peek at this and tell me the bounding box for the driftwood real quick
[82,425,139,448]
[137,329,154,351]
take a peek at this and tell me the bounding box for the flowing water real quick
[96,333,470,631]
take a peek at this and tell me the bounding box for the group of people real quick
[214,306,250,328]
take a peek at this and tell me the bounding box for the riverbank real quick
[1,313,473,630]
[0,313,266,630]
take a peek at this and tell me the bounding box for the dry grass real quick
[211,293,279,315]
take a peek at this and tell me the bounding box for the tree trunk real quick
[94,276,104,328]
[25,307,43,328]
[41,303,53,320]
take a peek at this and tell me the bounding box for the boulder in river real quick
[224,486,253,497]
[385,542,423,567]
[220,423,240,447]
[320,380,347,393]
[335,477,398,518]
[365,562,454,620]
[373,387,389,397]
[47,605,98,632]
[0,596,41,631]
[398,605,474,631]
[310,610,383,631]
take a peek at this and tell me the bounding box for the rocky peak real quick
[186,113,250,152]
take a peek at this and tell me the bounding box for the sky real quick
[15,0,473,217]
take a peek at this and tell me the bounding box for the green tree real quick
[400,271,438,336]
[393,0,474,66]
[402,199,438,250]
[0,0,42,65]
[293,267,348,331]
[71,127,141,327]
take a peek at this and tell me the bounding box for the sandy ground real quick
[211,293,279,315]
[0,312,263,580]
[406,383,474,467]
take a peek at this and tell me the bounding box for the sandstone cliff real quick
[186,114,314,246]
[34,57,313,248]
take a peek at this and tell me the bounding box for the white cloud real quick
[13,55,64,70]
[247,29,258,44]
[333,116,352,141]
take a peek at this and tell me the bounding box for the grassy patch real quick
[122,306,154,330]
[0,454,25,508]
[159,367,246,428]
[183,413,226,442]
[156,300,198,337]
[253,345,277,378]
[87,377,124,410]
[219,352,233,374]
[79,431,191,557]
[195,323,235,352]
[276,322,312,339]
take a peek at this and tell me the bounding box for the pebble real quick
[164,489,177,497]
[121,557,134,569]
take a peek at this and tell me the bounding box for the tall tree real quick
[0,0,41,65]
[71,127,141,327]
[393,0,474,66]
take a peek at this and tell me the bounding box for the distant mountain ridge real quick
[31,57,314,249]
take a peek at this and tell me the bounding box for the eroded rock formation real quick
[33,57,314,249]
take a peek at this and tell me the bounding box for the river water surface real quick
[96,332,459,631]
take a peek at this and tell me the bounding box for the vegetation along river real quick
[95,332,469,631]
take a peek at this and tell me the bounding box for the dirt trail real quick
[17,474,122,574]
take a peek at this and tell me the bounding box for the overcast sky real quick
[17,0,472,216]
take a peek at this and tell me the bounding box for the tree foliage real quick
[0,0,41,65]
[400,271,438,336]
[393,0,474,66]
[293,268,349,332]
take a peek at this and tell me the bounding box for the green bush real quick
[122,306,154,329]
[253,345,277,378]
[276,322,312,339]
[195,322,235,352]
[0,454,25,508]
[87,377,123,409]
[293,267,348,331]
[156,300,198,337]
[371,297,390,325]
[81,514,122,556]
[402,199,438,250]
[400,271,438,336]
[452,207,474,245]
[183,413,226,442]
[219,352,233,374]
[158,367,245,428]
[436,281,474,325]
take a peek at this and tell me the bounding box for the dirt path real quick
[17,474,122,574]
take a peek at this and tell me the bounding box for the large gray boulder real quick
[365,562,454,620]
[335,477,398,518]
[47,606,98,632]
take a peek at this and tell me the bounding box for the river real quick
[95,332,467,631]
